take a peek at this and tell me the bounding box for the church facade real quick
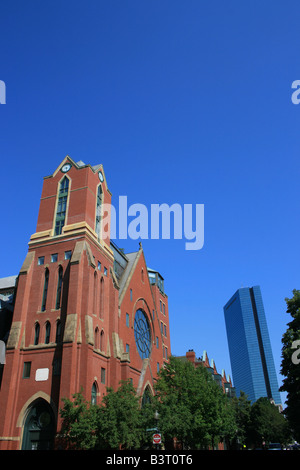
[0,157,171,450]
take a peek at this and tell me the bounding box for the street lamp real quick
[153,410,160,450]
[154,410,159,431]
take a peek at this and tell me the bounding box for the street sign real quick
[153,433,161,444]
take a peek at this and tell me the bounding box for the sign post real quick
[153,433,161,448]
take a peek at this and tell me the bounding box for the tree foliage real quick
[280,289,300,441]
[249,397,290,447]
[100,380,143,449]
[153,356,236,449]
[230,391,252,448]
[59,357,292,450]
[59,389,98,450]
[59,381,145,450]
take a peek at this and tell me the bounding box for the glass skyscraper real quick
[223,286,281,405]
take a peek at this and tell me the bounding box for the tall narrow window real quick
[93,272,98,316]
[56,320,61,343]
[95,185,103,240]
[101,367,106,384]
[91,382,98,405]
[34,323,40,345]
[100,277,104,319]
[41,268,49,312]
[94,327,100,350]
[45,322,51,344]
[56,266,63,309]
[100,330,104,351]
[55,177,69,235]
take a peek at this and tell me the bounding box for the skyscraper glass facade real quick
[223,286,281,405]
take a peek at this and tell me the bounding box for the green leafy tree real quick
[59,381,145,450]
[230,391,252,449]
[249,397,290,448]
[59,390,98,450]
[280,289,300,441]
[99,380,144,449]
[154,356,235,449]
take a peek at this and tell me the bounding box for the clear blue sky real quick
[1,1,300,405]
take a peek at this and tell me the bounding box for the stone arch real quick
[141,382,154,407]
[18,393,57,450]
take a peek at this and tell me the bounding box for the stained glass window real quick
[134,309,151,360]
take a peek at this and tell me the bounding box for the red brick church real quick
[0,156,171,450]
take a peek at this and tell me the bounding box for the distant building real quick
[0,276,17,343]
[177,349,236,398]
[0,156,171,450]
[223,286,281,406]
[0,276,17,387]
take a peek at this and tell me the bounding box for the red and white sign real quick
[153,433,161,444]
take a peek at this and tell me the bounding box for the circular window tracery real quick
[134,309,151,359]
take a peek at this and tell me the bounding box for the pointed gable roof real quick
[118,249,142,305]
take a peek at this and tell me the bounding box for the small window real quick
[152,310,155,321]
[157,362,160,373]
[38,256,44,266]
[56,321,61,343]
[45,322,51,344]
[130,289,133,301]
[98,261,101,270]
[163,303,165,315]
[160,300,162,312]
[64,250,72,260]
[23,362,31,379]
[94,327,99,350]
[104,267,107,276]
[164,324,167,337]
[56,266,63,309]
[100,330,104,351]
[34,323,40,345]
[101,367,106,384]
[126,344,130,353]
[156,336,159,348]
[161,322,163,334]
[41,269,49,312]
[126,313,129,327]
[51,253,58,263]
[91,382,97,405]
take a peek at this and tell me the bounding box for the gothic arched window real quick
[34,323,40,345]
[91,382,98,405]
[95,185,103,240]
[45,322,51,344]
[41,269,49,312]
[55,266,63,309]
[55,177,69,236]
